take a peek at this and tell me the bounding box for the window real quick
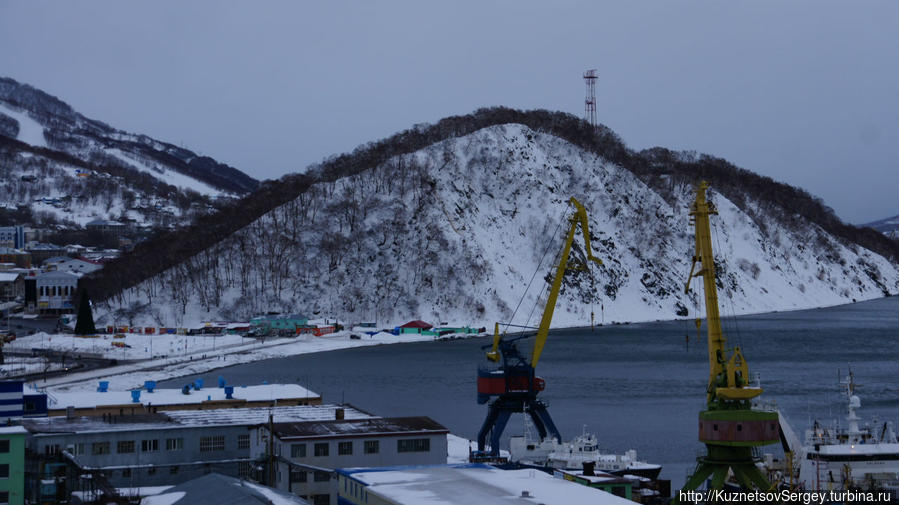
[238,462,253,479]
[73,443,85,455]
[290,443,306,458]
[291,469,307,483]
[364,440,379,454]
[117,440,135,453]
[169,466,179,475]
[166,438,183,451]
[338,441,353,455]
[141,439,159,452]
[91,442,110,455]
[313,442,329,457]
[397,438,430,453]
[238,434,250,450]
[0,440,8,453]
[313,471,330,482]
[313,494,330,505]
[0,464,8,479]
[122,468,131,478]
[147,467,157,476]
[200,435,225,452]
[0,491,8,504]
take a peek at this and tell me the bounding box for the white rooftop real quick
[0,426,28,435]
[41,383,320,410]
[23,404,373,434]
[342,464,634,505]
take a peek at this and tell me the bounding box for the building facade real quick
[0,273,23,302]
[252,416,448,505]
[35,271,78,314]
[0,426,27,505]
[0,227,24,250]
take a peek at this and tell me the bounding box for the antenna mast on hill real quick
[583,69,598,131]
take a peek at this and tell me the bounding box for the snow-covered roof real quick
[340,464,634,505]
[0,247,27,255]
[142,473,310,505]
[44,383,319,409]
[0,272,22,282]
[0,426,28,435]
[23,404,372,434]
[271,416,448,440]
[36,270,78,281]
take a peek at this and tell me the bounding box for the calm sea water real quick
[161,296,899,485]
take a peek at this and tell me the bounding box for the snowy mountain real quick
[0,77,258,229]
[863,214,899,239]
[89,108,899,328]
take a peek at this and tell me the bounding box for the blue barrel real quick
[194,378,203,391]
[217,376,226,388]
[131,390,141,403]
[224,386,234,399]
[97,381,109,392]
[144,381,156,393]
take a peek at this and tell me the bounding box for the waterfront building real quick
[41,382,323,417]
[253,416,448,505]
[397,320,432,335]
[336,463,635,505]
[21,404,372,498]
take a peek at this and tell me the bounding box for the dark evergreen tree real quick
[74,289,98,335]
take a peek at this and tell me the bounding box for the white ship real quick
[509,426,663,479]
[783,371,899,492]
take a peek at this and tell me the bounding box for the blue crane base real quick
[476,394,562,456]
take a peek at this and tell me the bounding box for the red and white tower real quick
[583,69,598,130]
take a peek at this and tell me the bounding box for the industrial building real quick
[252,416,448,505]
[336,463,635,505]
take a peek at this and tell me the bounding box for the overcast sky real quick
[1,1,896,223]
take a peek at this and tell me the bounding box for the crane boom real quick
[475,196,602,458]
[531,197,602,368]
[485,196,602,368]
[677,181,779,501]
[685,182,760,405]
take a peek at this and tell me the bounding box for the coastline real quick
[24,294,896,394]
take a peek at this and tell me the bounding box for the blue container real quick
[131,390,141,403]
[217,376,226,388]
[194,378,203,391]
[224,386,234,399]
[144,381,156,393]
[97,381,109,392]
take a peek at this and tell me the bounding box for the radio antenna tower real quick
[583,69,598,130]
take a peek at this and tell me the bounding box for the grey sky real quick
[1,1,896,224]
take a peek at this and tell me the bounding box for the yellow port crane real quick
[678,181,780,498]
[475,196,602,456]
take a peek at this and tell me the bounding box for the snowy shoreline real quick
[20,295,892,395]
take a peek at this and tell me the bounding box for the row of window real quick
[289,469,332,482]
[288,438,430,458]
[79,434,249,456]
[39,285,74,297]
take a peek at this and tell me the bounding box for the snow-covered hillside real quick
[99,123,899,328]
[0,76,258,229]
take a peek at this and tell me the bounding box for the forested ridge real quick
[83,107,899,305]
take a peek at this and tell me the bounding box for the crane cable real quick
[504,207,567,335]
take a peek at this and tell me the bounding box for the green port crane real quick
[678,182,780,498]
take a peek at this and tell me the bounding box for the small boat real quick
[510,426,663,480]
